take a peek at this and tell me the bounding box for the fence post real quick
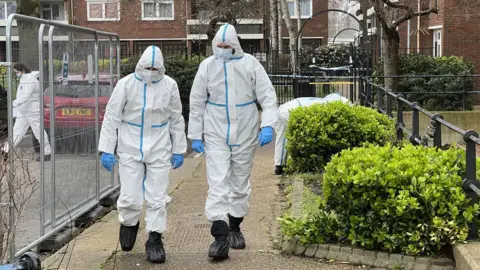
[432,114,443,148]
[463,73,467,111]
[94,33,100,202]
[386,92,393,117]
[462,130,480,240]
[359,78,365,106]
[38,23,46,238]
[396,94,404,142]
[410,102,421,145]
[377,85,383,112]
[48,26,57,228]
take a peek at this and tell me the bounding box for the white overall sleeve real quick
[187,62,208,141]
[169,82,187,154]
[98,81,127,154]
[253,57,278,128]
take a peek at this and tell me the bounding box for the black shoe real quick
[275,166,284,175]
[145,232,166,263]
[119,222,139,251]
[208,220,229,260]
[228,214,246,249]
[36,154,51,162]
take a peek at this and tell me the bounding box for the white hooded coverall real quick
[188,24,278,223]
[4,71,51,155]
[98,46,187,233]
[274,93,351,166]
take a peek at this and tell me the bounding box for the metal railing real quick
[359,77,480,239]
[2,14,121,260]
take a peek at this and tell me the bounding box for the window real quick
[87,1,120,21]
[41,3,63,21]
[0,1,16,21]
[142,0,174,20]
[288,0,312,19]
[433,29,442,57]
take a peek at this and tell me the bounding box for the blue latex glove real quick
[101,152,117,172]
[171,154,184,169]
[192,140,204,153]
[258,126,273,147]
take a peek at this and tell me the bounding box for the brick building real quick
[357,0,480,73]
[66,0,328,57]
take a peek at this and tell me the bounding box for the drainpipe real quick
[416,0,420,53]
[407,19,410,54]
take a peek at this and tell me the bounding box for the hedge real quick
[373,54,475,111]
[323,143,480,255]
[280,143,480,256]
[285,102,395,173]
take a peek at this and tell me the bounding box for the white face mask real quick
[215,48,233,61]
[15,72,22,78]
[140,69,163,83]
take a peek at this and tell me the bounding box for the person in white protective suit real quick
[2,63,52,161]
[98,46,187,264]
[188,24,278,260]
[274,93,351,175]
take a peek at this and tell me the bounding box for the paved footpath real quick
[43,143,359,270]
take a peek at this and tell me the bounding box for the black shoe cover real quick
[228,214,246,249]
[208,220,229,260]
[146,232,166,263]
[228,231,246,249]
[275,166,284,175]
[119,222,139,251]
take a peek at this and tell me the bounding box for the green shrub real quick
[286,102,395,173]
[373,54,475,111]
[279,187,339,244]
[323,143,480,255]
[120,54,205,123]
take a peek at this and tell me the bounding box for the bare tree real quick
[367,0,438,89]
[0,136,39,263]
[16,0,41,68]
[295,0,302,49]
[279,0,297,73]
[190,0,262,55]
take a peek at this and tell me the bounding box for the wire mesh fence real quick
[1,15,120,260]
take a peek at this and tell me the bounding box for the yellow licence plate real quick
[62,108,92,116]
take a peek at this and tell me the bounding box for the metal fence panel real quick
[3,14,120,260]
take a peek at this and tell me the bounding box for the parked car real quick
[33,74,117,154]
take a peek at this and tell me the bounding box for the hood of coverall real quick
[135,46,166,83]
[212,24,244,60]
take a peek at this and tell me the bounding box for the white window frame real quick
[433,28,442,57]
[287,0,313,19]
[141,0,174,21]
[0,1,16,21]
[87,1,121,22]
[41,2,63,21]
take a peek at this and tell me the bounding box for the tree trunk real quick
[269,0,279,70]
[279,0,297,73]
[269,0,278,51]
[295,0,302,49]
[277,2,283,54]
[17,21,39,70]
[382,27,400,90]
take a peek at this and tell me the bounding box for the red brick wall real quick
[278,0,328,41]
[71,0,187,40]
[443,0,480,73]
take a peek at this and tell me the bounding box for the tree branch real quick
[393,6,438,27]
[371,0,392,28]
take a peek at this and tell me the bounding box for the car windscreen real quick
[45,83,112,98]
